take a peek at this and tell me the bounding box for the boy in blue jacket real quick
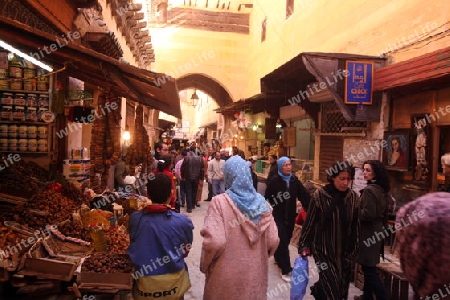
[128,173,194,300]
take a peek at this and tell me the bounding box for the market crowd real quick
[124,142,450,300]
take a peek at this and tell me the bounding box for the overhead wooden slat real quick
[374,46,450,91]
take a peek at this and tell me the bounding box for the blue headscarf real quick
[224,156,270,224]
[277,156,292,186]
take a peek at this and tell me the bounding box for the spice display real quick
[6,189,75,228]
[61,181,91,207]
[105,230,130,254]
[58,219,90,242]
[81,253,133,273]
[117,214,129,227]
[0,160,47,196]
[0,226,23,250]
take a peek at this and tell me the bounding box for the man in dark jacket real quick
[267,154,278,183]
[181,146,204,213]
[264,156,311,282]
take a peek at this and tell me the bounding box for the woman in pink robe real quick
[200,155,280,300]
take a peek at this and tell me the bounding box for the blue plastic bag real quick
[290,256,309,300]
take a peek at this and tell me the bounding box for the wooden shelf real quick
[0,121,51,125]
[0,151,51,155]
[0,89,49,94]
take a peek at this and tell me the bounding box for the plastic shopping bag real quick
[290,256,309,300]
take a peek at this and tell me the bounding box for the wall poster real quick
[382,130,410,171]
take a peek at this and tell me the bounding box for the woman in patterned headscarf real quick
[396,192,450,298]
[200,155,279,300]
[265,156,311,282]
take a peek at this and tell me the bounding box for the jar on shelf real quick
[0,79,8,90]
[9,79,22,91]
[26,94,37,107]
[9,66,22,78]
[1,93,14,105]
[8,124,17,138]
[37,126,48,139]
[26,107,38,122]
[27,138,37,152]
[8,138,18,151]
[23,79,36,91]
[36,70,49,91]
[14,94,26,106]
[18,125,27,138]
[38,94,49,107]
[0,105,13,121]
[0,68,7,79]
[0,124,8,138]
[38,107,48,122]
[23,68,36,79]
[0,138,7,151]
[37,139,48,152]
[18,138,28,152]
[27,125,37,139]
[13,106,25,121]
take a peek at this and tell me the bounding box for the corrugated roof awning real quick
[373,46,450,94]
[214,93,284,117]
[261,52,385,122]
[158,119,175,131]
[0,16,181,118]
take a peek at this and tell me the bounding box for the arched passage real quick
[176,73,233,108]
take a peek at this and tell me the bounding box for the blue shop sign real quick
[345,61,374,105]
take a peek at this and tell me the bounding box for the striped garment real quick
[299,184,360,300]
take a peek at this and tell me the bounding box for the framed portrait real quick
[382,130,410,171]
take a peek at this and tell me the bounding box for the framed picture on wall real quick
[382,130,410,171]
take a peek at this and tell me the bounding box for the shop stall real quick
[0,160,145,298]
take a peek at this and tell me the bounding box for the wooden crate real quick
[377,262,410,300]
[17,238,79,281]
[42,235,92,257]
[19,256,79,281]
[77,272,133,291]
[77,254,134,291]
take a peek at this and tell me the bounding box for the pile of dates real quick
[58,220,91,242]
[3,190,76,229]
[61,182,91,207]
[105,230,130,254]
[0,226,22,251]
[81,253,133,273]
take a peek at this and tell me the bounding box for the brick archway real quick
[176,73,233,108]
